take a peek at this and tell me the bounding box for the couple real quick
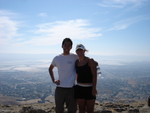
[48,38,98,113]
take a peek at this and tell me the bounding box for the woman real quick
[75,44,98,113]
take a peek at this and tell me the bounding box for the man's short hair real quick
[62,38,73,46]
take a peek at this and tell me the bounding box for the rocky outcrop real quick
[0,101,149,113]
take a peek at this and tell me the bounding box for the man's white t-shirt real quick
[52,53,77,88]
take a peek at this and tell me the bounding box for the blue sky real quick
[0,0,150,63]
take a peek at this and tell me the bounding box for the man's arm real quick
[49,64,55,83]
[48,64,60,85]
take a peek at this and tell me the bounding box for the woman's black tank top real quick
[75,61,93,83]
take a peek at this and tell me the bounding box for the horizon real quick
[1,53,150,73]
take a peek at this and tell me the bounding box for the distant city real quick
[0,56,150,104]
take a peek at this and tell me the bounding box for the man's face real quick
[62,41,72,53]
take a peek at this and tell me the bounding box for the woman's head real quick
[76,44,87,51]
[75,44,87,57]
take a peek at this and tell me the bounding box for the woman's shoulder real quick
[87,57,98,66]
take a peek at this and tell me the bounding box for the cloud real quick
[38,12,48,17]
[98,0,148,8]
[0,10,21,45]
[0,10,17,16]
[0,17,18,38]
[108,15,148,31]
[24,19,102,46]
[0,10,102,53]
[0,65,47,72]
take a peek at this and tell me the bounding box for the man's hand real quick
[54,80,60,85]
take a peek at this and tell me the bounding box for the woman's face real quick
[76,49,85,57]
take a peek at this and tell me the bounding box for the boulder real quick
[20,106,47,113]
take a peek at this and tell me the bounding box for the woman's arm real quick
[88,58,97,96]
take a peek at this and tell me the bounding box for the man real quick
[49,38,77,113]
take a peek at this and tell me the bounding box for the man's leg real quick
[65,88,76,113]
[55,87,65,113]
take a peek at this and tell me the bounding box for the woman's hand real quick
[92,87,97,96]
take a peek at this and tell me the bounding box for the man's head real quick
[62,38,73,47]
[62,38,73,54]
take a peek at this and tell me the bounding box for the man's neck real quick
[62,52,70,55]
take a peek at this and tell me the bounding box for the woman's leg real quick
[86,99,95,113]
[77,99,86,113]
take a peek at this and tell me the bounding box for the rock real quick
[139,105,150,113]
[114,108,126,112]
[94,110,112,113]
[20,106,48,113]
[128,109,139,113]
[99,110,112,113]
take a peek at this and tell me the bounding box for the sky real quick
[0,0,150,63]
